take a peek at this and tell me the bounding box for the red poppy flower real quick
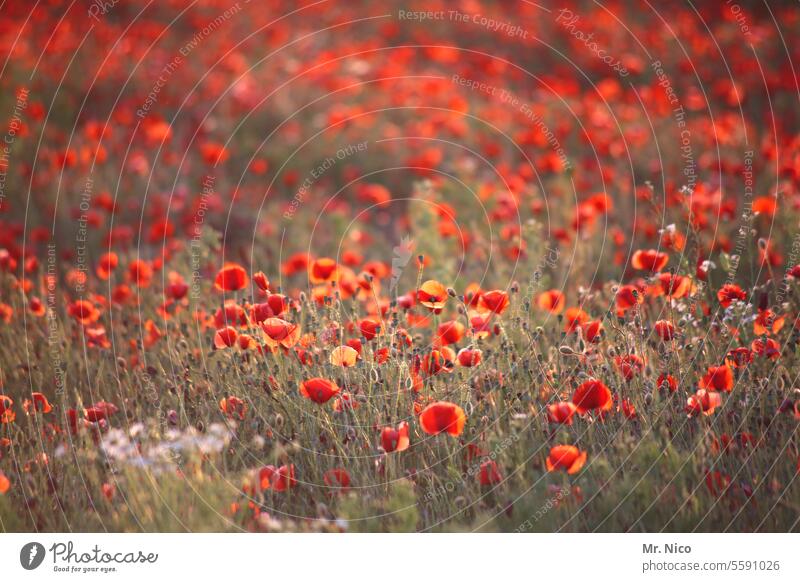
[213,326,238,349]
[537,290,565,314]
[84,401,118,422]
[436,320,465,346]
[23,392,53,414]
[564,307,589,333]
[725,347,752,368]
[96,252,118,280]
[359,318,382,341]
[323,468,351,492]
[616,354,645,381]
[572,379,613,414]
[419,348,455,375]
[478,290,510,314]
[657,273,692,299]
[751,337,780,360]
[581,319,604,343]
[252,271,270,292]
[381,421,410,452]
[417,280,448,311]
[654,320,675,341]
[699,365,734,392]
[300,378,341,404]
[616,285,643,313]
[259,464,296,492]
[456,348,482,367]
[309,258,338,284]
[260,317,301,348]
[717,284,746,307]
[631,249,669,272]
[546,445,587,474]
[657,373,678,393]
[215,263,248,292]
[419,401,466,436]
[68,300,100,324]
[478,460,503,485]
[219,396,247,420]
[547,401,578,425]
[686,389,722,416]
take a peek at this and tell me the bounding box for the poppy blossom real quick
[654,320,675,341]
[259,464,297,492]
[616,285,643,313]
[699,365,734,392]
[219,396,247,420]
[23,392,53,414]
[299,378,341,404]
[547,401,578,425]
[686,389,722,416]
[725,347,752,368]
[381,421,410,452]
[0,471,9,494]
[581,320,603,342]
[616,354,644,381]
[417,280,448,311]
[67,300,100,324]
[657,373,678,393]
[478,460,503,485]
[436,320,465,346]
[751,337,780,360]
[564,307,589,333]
[252,271,270,292]
[419,348,455,375]
[546,445,587,474]
[213,326,238,349]
[0,396,15,423]
[631,249,669,272]
[215,263,248,292]
[717,284,746,307]
[657,273,692,299]
[323,468,351,492]
[537,290,565,314]
[84,401,118,422]
[359,318,382,341]
[478,290,510,314]
[572,379,613,414]
[456,348,482,367]
[309,258,338,283]
[330,345,358,367]
[260,317,301,348]
[419,401,466,436]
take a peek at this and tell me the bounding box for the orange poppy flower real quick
[572,379,613,414]
[309,257,338,284]
[67,299,100,324]
[581,320,603,342]
[631,249,669,272]
[260,317,301,349]
[299,378,341,404]
[417,279,448,311]
[84,401,118,422]
[28,297,46,317]
[700,365,734,392]
[330,345,358,367]
[657,373,678,393]
[213,326,238,349]
[420,348,455,375]
[537,290,565,314]
[128,259,153,287]
[478,290,510,314]
[23,392,53,414]
[717,284,746,307]
[0,470,9,494]
[419,401,466,436]
[252,271,270,292]
[0,396,15,423]
[546,445,587,474]
[726,347,752,368]
[751,337,780,360]
[96,252,118,280]
[686,389,722,416]
[657,273,692,299]
[219,396,247,420]
[547,401,578,425]
[754,309,784,336]
[381,421,410,452]
[215,263,248,292]
[564,307,589,333]
[436,320,465,346]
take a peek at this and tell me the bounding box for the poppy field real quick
[0,0,799,533]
